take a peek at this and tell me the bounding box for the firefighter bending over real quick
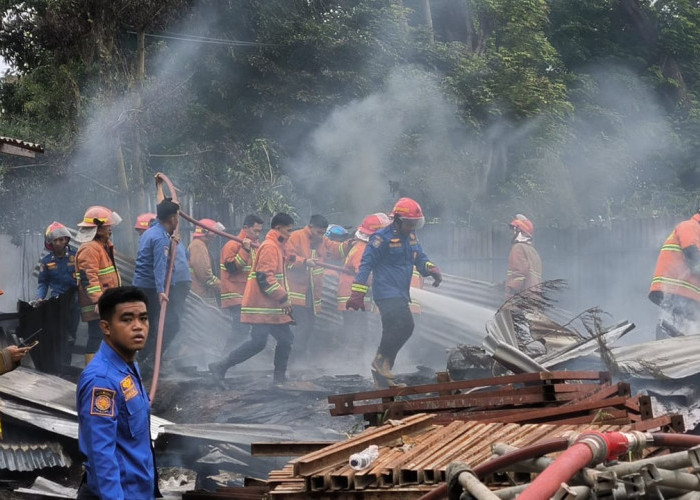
[346,198,442,388]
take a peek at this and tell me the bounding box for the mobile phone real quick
[23,340,39,350]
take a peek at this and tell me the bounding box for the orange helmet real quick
[509,214,534,237]
[75,206,121,243]
[77,206,122,227]
[44,221,71,251]
[134,212,156,232]
[356,213,392,241]
[392,197,425,229]
[193,218,225,238]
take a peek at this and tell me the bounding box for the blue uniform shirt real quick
[354,224,433,301]
[133,221,191,293]
[37,248,77,299]
[77,341,157,500]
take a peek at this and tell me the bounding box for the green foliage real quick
[3,0,700,237]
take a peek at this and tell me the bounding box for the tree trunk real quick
[132,29,148,215]
[116,140,136,254]
[422,0,434,43]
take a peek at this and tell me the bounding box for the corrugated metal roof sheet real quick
[0,442,71,472]
[611,335,700,379]
[0,136,44,153]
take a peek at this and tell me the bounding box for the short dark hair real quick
[309,214,328,229]
[271,213,294,229]
[157,198,180,220]
[98,286,149,322]
[243,214,264,228]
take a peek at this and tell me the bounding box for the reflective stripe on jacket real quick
[188,238,220,301]
[241,229,292,324]
[76,239,121,321]
[649,214,700,305]
[220,231,256,308]
[505,242,543,299]
[286,226,348,314]
[337,241,374,310]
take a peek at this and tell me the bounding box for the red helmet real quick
[134,212,156,232]
[392,197,425,229]
[356,213,391,241]
[510,214,534,237]
[193,218,225,238]
[44,221,71,251]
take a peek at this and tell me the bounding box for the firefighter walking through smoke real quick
[209,213,296,385]
[286,214,351,362]
[505,214,542,300]
[189,218,224,306]
[346,198,442,388]
[649,210,700,338]
[220,214,264,337]
[74,206,122,365]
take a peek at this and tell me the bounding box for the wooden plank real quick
[292,413,435,476]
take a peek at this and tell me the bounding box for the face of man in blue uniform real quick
[100,301,149,362]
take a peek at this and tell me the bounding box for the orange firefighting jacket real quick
[649,214,700,305]
[337,241,372,310]
[505,242,542,299]
[241,229,292,325]
[286,226,348,314]
[76,239,121,321]
[188,238,220,302]
[220,230,256,309]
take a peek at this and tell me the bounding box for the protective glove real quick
[346,290,366,311]
[427,265,442,287]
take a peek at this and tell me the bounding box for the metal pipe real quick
[458,470,501,500]
[639,464,700,491]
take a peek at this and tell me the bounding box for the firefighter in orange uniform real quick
[337,213,391,347]
[286,214,351,359]
[649,210,700,338]
[505,214,542,300]
[74,206,122,364]
[188,218,224,305]
[134,212,156,236]
[209,213,295,385]
[220,214,264,336]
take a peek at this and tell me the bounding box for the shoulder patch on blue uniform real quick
[90,387,116,417]
[370,235,383,248]
[120,375,139,401]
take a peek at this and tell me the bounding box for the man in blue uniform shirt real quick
[76,286,160,499]
[132,198,191,372]
[37,221,80,365]
[346,198,442,388]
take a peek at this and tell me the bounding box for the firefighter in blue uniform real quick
[76,286,160,500]
[37,221,78,301]
[346,198,442,388]
[37,221,80,365]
